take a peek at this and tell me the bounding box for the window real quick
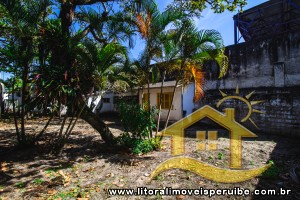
[102,98,110,103]
[157,93,173,109]
[142,93,150,110]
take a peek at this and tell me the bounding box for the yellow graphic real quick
[217,85,265,128]
[196,131,218,151]
[149,157,271,183]
[150,88,270,183]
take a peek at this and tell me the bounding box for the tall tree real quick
[0,0,52,145]
[163,18,228,130]
[131,0,183,137]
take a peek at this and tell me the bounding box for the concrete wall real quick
[200,32,300,137]
[139,87,182,121]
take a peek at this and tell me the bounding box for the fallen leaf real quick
[74,170,80,177]
[117,184,125,187]
[1,162,8,172]
[176,195,185,199]
[106,173,114,178]
[58,170,71,186]
[47,189,57,195]
[198,181,205,185]
[144,173,150,177]
[112,181,118,185]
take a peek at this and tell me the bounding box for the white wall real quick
[99,92,114,113]
[182,83,195,116]
[86,92,115,113]
[139,87,182,121]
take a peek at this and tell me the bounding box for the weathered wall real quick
[200,32,300,137]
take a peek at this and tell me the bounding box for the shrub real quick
[261,160,281,179]
[117,102,160,154]
[117,133,161,155]
[117,102,156,139]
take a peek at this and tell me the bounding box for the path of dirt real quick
[0,116,300,200]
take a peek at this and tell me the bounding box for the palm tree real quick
[131,0,182,137]
[152,31,181,135]
[0,0,52,145]
[163,18,229,130]
[34,3,137,145]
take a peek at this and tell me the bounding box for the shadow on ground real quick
[0,113,300,199]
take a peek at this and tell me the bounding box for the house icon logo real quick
[149,92,271,183]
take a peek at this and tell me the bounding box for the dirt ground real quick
[0,115,300,200]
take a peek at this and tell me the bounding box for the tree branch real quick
[73,24,91,42]
[91,28,107,44]
[74,0,115,6]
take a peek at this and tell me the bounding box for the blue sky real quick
[129,0,268,60]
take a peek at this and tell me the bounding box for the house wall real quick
[99,92,114,113]
[200,32,300,137]
[182,83,195,117]
[86,92,115,113]
[139,87,183,121]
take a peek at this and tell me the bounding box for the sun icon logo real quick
[216,85,265,128]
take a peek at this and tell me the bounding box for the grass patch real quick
[15,182,25,188]
[33,178,44,185]
[261,160,282,179]
[218,152,223,160]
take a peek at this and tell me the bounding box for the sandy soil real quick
[0,116,300,200]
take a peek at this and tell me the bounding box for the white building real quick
[139,81,196,121]
[86,91,115,114]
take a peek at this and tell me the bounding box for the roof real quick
[234,0,300,42]
[146,81,181,89]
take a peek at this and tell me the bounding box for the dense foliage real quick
[0,0,243,153]
[118,102,156,139]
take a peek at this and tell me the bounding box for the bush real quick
[117,133,161,155]
[117,102,156,139]
[261,160,282,179]
[117,102,160,154]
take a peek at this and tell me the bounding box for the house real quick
[86,91,115,114]
[139,81,196,121]
[87,90,138,114]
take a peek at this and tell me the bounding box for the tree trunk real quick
[164,58,186,130]
[164,79,178,130]
[156,70,166,136]
[58,1,116,145]
[79,99,116,144]
[147,78,152,138]
[12,77,20,141]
